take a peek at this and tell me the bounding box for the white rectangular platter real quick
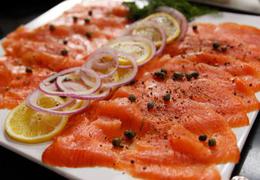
[0,0,260,179]
[190,0,260,14]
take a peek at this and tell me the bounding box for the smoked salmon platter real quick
[0,0,260,179]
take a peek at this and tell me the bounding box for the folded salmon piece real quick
[167,53,259,111]
[118,69,252,128]
[0,56,53,109]
[166,23,260,76]
[180,52,260,92]
[43,96,234,180]
[2,2,127,71]
[163,54,260,126]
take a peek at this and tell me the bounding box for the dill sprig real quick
[123,0,217,21]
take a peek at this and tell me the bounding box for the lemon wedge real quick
[144,12,180,43]
[5,97,68,144]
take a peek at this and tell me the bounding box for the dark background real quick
[0,1,259,179]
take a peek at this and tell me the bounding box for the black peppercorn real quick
[212,42,220,50]
[72,16,78,23]
[208,138,216,147]
[49,24,56,32]
[172,72,184,81]
[112,138,123,148]
[85,32,92,39]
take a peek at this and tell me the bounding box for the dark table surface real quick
[0,1,260,180]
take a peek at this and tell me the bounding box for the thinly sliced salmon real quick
[2,3,127,71]
[164,53,260,116]
[43,119,118,167]
[43,96,234,179]
[180,52,260,92]
[3,3,260,179]
[168,23,260,72]
[43,99,225,179]
[127,163,220,180]
[117,67,251,127]
[0,56,53,108]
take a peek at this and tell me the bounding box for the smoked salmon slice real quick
[169,23,260,73]
[2,3,128,71]
[0,56,53,108]
[1,1,260,179]
[180,52,260,92]
[118,67,250,127]
[43,113,221,180]
[43,96,237,179]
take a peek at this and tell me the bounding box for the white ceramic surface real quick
[0,0,260,179]
[190,0,260,14]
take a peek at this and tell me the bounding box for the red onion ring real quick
[39,67,81,96]
[72,87,111,100]
[102,51,138,88]
[56,69,101,95]
[39,67,102,98]
[156,6,188,41]
[124,21,166,55]
[83,48,119,79]
[26,90,90,115]
[60,81,88,92]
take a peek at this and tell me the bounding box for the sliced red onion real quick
[105,35,156,66]
[56,69,101,95]
[83,48,119,79]
[59,80,90,92]
[124,21,166,55]
[26,90,89,115]
[40,67,102,98]
[102,51,138,88]
[80,68,101,89]
[39,67,81,96]
[71,87,111,100]
[156,6,188,41]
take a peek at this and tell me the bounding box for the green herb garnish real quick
[60,49,69,56]
[153,69,167,80]
[128,94,137,102]
[198,134,207,141]
[112,137,123,148]
[147,101,155,110]
[163,93,171,101]
[124,130,136,139]
[186,71,199,81]
[123,0,216,21]
[208,138,216,147]
[172,72,184,81]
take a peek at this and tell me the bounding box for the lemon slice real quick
[131,24,163,47]
[144,12,180,43]
[37,94,64,108]
[5,98,68,144]
[106,36,156,66]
